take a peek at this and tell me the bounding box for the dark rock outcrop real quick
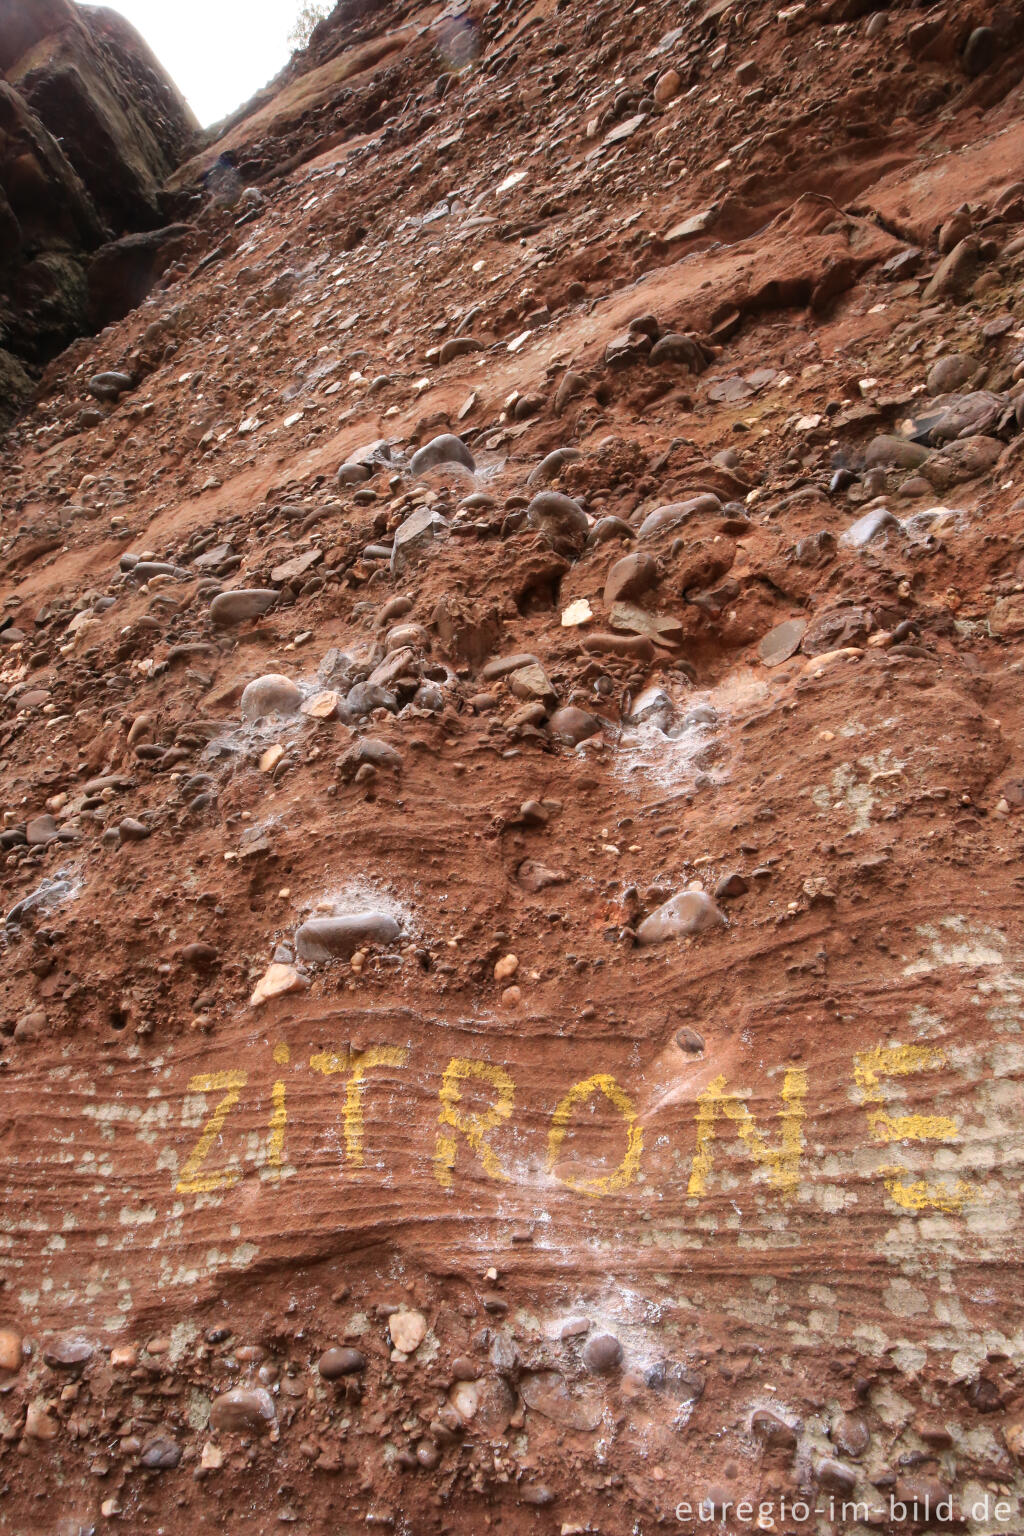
[0,0,198,420]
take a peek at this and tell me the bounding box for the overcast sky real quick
[79,0,300,126]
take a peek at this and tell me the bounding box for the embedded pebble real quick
[241,674,303,721]
[295,913,401,961]
[209,1386,276,1434]
[210,589,277,626]
[88,370,133,401]
[637,890,726,943]
[140,1434,182,1469]
[526,491,589,551]
[604,551,658,605]
[548,706,602,745]
[758,618,806,667]
[26,814,58,846]
[318,1347,367,1379]
[527,447,581,487]
[582,1333,622,1373]
[409,433,475,474]
[389,1309,427,1353]
[0,1328,22,1371]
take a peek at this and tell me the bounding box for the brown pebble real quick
[583,1332,623,1373]
[318,1347,367,1379]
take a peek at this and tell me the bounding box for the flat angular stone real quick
[271,548,322,584]
[758,618,806,667]
[548,706,601,745]
[250,963,308,1006]
[391,506,447,574]
[389,1309,426,1353]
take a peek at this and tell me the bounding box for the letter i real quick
[268,1042,289,1175]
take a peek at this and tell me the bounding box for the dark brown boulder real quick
[87,223,194,327]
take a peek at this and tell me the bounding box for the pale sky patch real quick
[78,0,302,127]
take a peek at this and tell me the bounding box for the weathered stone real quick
[554,371,588,413]
[548,706,602,745]
[894,1475,956,1515]
[816,1458,857,1495]
[26,814,58,845]
[604,551,658,605]
[759,618,806,666]
[439,335,483,364]
[209,589,277,627]
[369,647,417,690]
[752,1410,798,1450]
[482,653,540,681]
[637,890,726,943]
[832,1412,870,1458]
[338,738,403,781]
[118,816,150,841]
[409,433,474,474]
[863,436,929,469]
[517,859,568,892]
[589,515,635,545]
[391,506,448,574]
[963,26,997,76]
[649,333,706,370]
[301,690,341,720]
[209,1387,276,1434]
[43,1334,93,1368]
[240,674,302,721]
[388,1309,427,1353]
[520,1370,603,1431]
[87,369,132,400]
[926,354,974,395]
[581,631,655,661]
[526,491,588,551]
[582,1332,622,1373]
[508,663,556,706]
[637,495,720,538]
[841,507,899,549]
[295,914,401,961]
[140,1433,182,1469]
[0,1328,22,1372]
[271,548,322,585]
[654,68,681,102]
[250,962,308,1007]
[610,602,682,643]
[922,237,982,302]
[318,1347,367,1379]
[385,623,429,653]
[344,682,398,717]
[801,605,871,655]
[527,447,581,487]
[337,460,372,485]
[24,1402,58,1440]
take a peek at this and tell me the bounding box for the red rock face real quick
[2,0,1024,1528]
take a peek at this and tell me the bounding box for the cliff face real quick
[0,0,198,412]
[2,0,1024,1531]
